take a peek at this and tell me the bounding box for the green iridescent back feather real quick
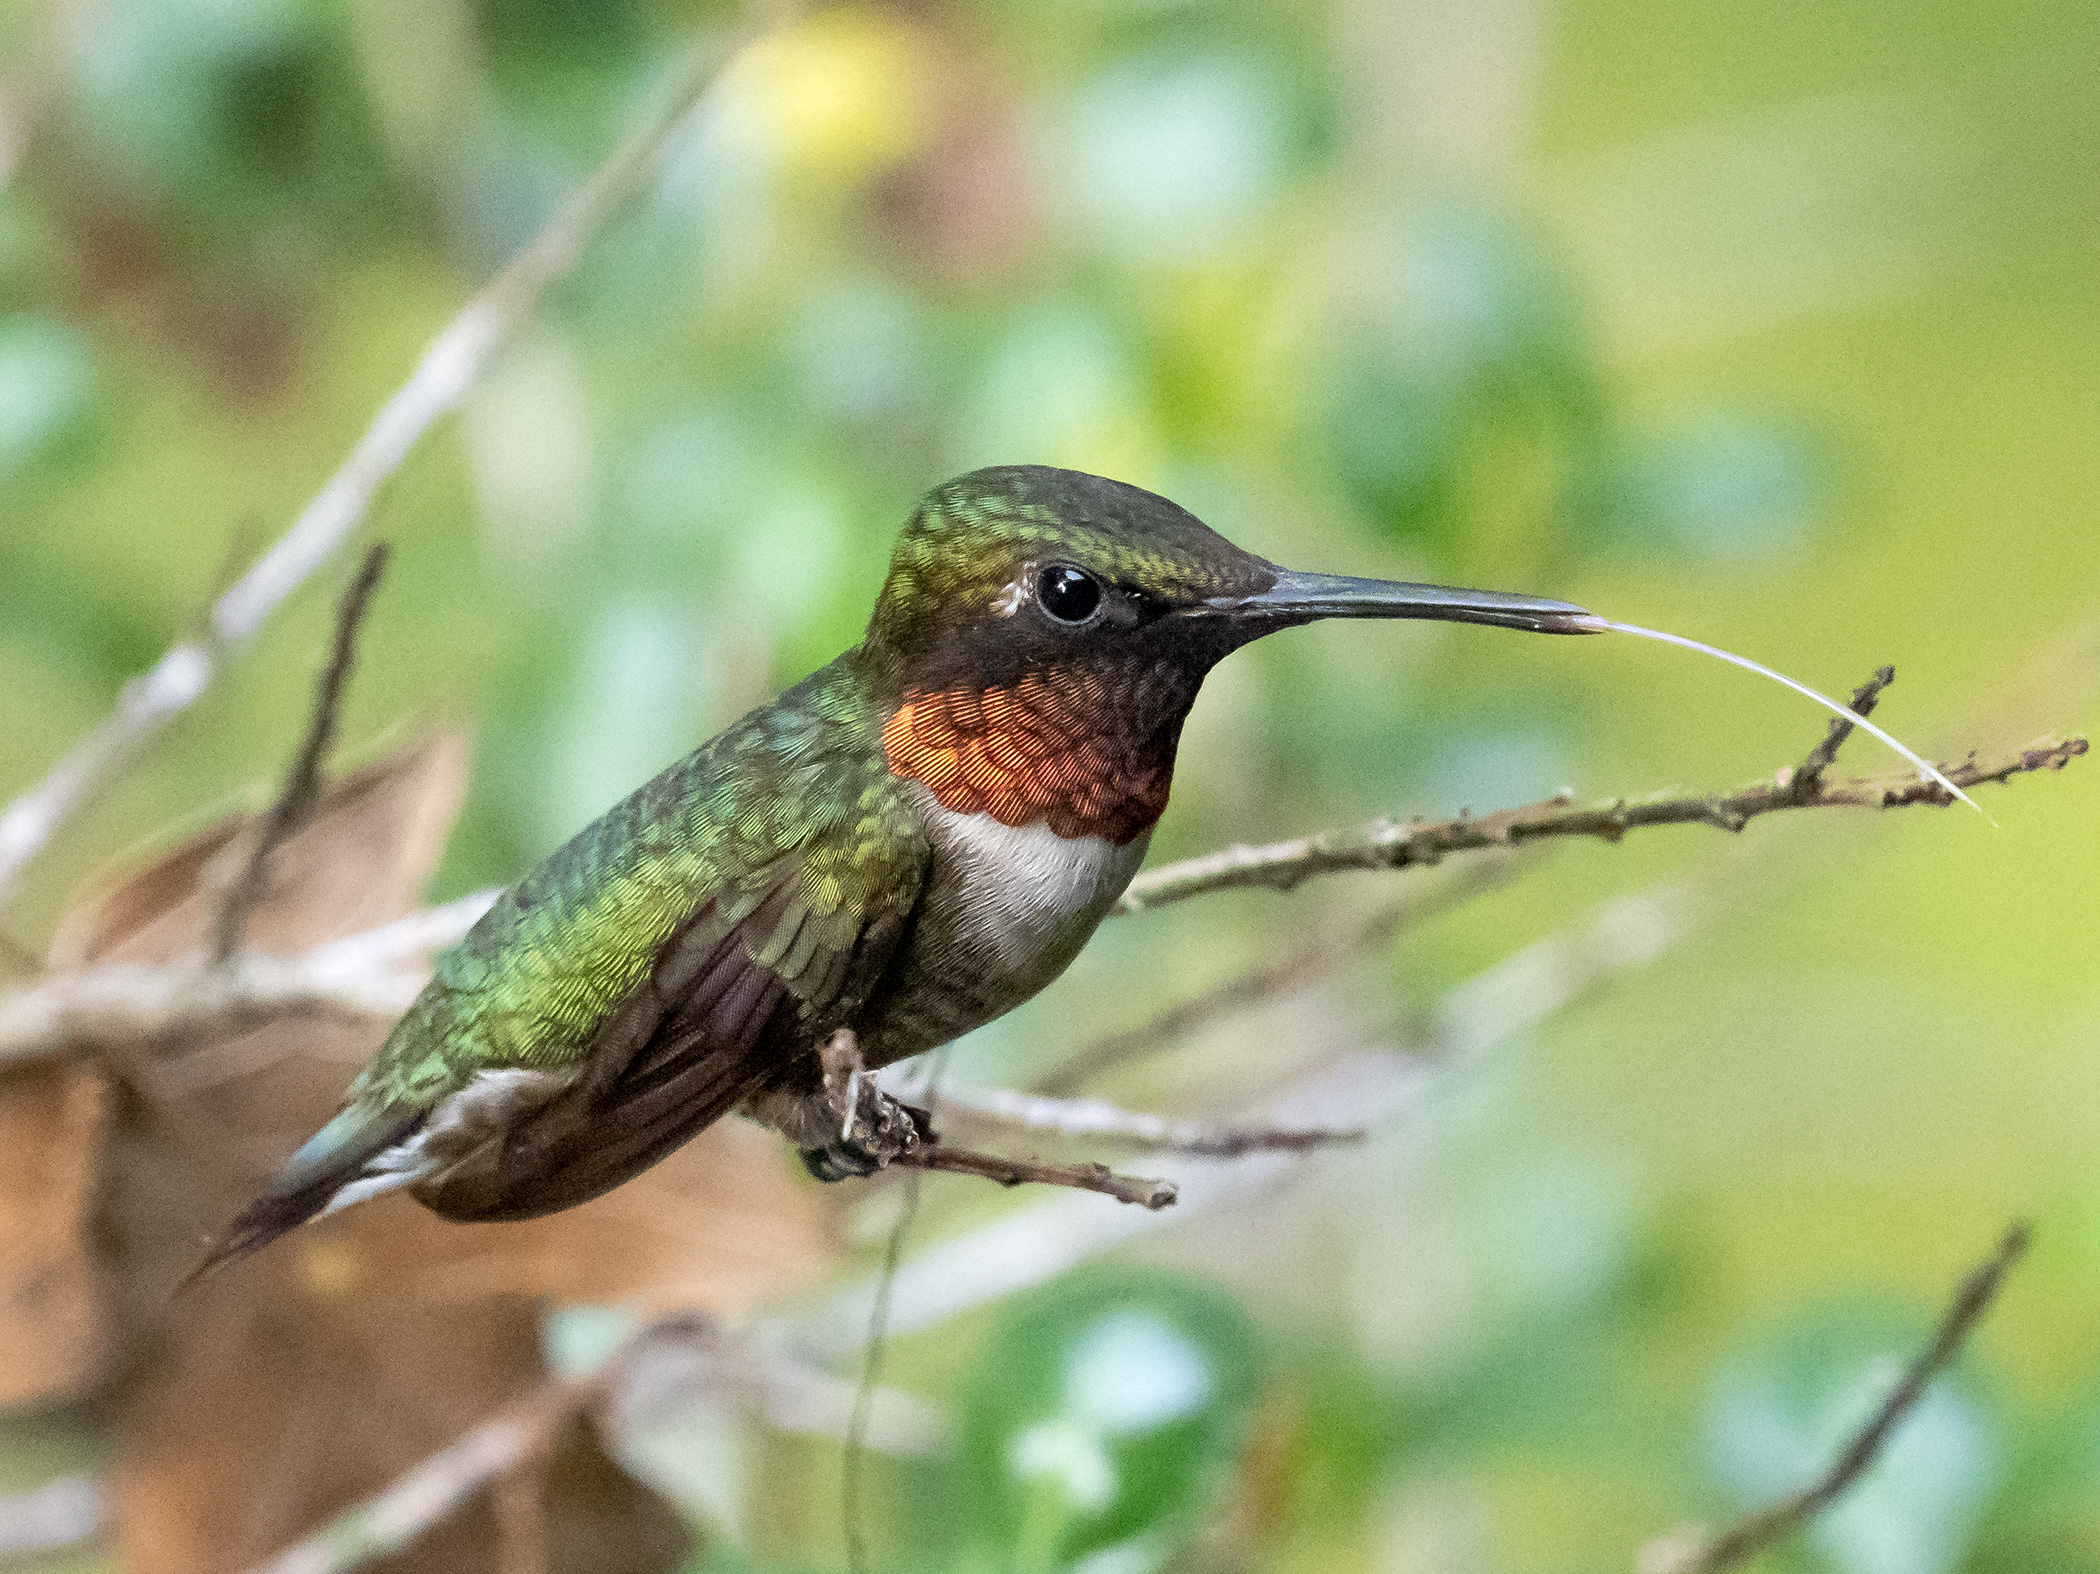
[352,651,924,1114]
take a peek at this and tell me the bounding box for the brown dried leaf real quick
[0,1061,106,1405]
[28,734,834,1573]
[0,738,470,1407]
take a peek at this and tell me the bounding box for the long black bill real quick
[1201,569,1605,635]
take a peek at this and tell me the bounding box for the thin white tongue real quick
[1600,620,1982,816]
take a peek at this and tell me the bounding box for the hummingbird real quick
[199,465,1598,1273]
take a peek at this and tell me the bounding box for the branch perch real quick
[1639,1222,2032,1574]
[1117,728,2083,913]
[818,1028,1179,1209]
[899,1146,1179,1209]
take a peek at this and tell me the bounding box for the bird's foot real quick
[800,1088,930,1181]
[794,1028,934,1182]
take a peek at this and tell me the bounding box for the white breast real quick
[876,781,1150,1055]
[922,793,1147,966]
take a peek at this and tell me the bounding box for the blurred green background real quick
[3,0,2099,1568]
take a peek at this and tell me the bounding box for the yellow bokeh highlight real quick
[717,9,934,190]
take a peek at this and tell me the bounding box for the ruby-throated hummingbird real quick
[200,465,1598,1272]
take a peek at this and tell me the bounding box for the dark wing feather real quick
[411,861,920,1223]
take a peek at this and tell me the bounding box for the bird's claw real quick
[800,1085,930,1181]
[798,1026,933,1182]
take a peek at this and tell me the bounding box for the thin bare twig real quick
[1640,1223,2032,1574]
[4,679,2078,1077]
[0,20,765,912]
[1791,666,1895,792]
[246,1313,938,1574]
[210,543,390,964]
[900,1145,1179,1209]
[784,870,1714,1365]
[1037,863,1510,1093]
[0,888,502,1071]
[1116,730,2083,913]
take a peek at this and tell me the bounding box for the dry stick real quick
[1642,1223,2032,1574]
[0,19,763,913]
[209,543,390,964]
[899,1145,1179,1209]
[1115,685,2083,916]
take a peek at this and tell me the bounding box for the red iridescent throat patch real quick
[882,671,1172,845]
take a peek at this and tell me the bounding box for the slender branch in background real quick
[2,705,2081,1078]
[1036,862,1510,1095]
[245,1315,937,1574]
[0,888,502,1072]
[934,1082,1362,1159]
[785,868,1714,1364]
[0,18,770,913]
[247,1374,593,1574]
[1639,1223,2033,1574]
[0,1473,101,1562]
[210,543,390,965]
[1116,720,2084,914]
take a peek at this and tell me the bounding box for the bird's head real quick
[866,465,1597,679]
[862,466,1598,842]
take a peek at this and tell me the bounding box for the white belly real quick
[866,782,1150,1057]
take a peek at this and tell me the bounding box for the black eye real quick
[1036,565,1101,624]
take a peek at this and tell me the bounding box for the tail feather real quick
[181,1102,423,1289]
